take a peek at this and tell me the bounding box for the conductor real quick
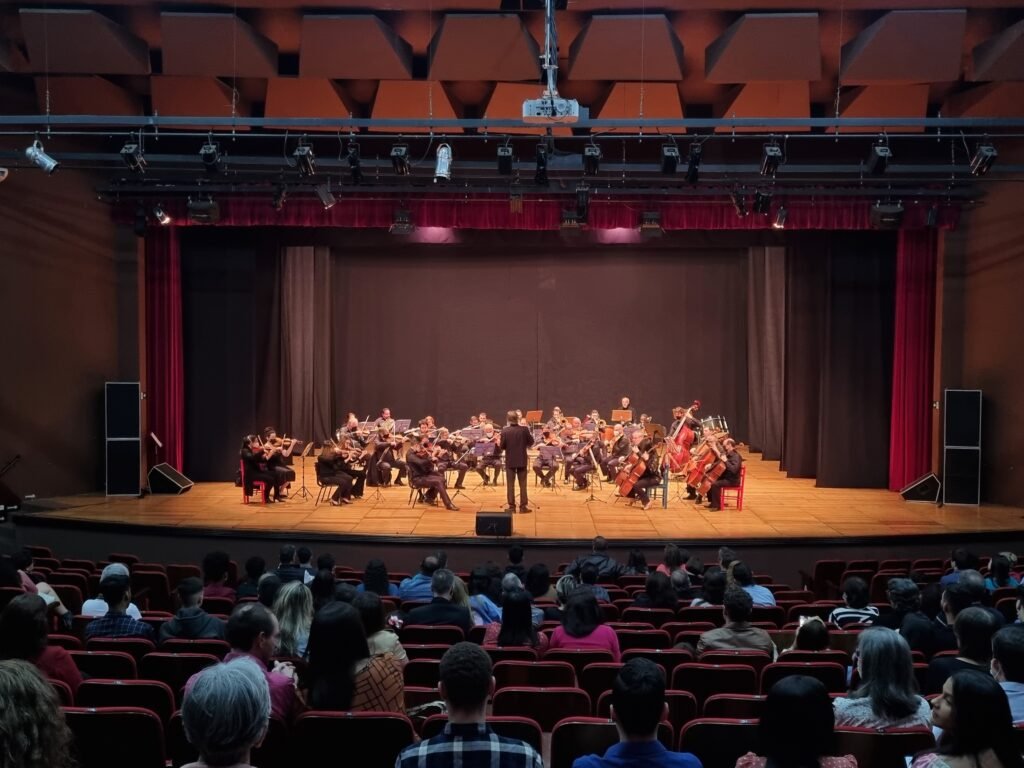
[500,410,534,514]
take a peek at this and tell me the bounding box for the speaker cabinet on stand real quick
[105,382,141,497]
[943,389,982,506]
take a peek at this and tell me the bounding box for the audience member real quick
[580,563,611,602]
[913,669,1024,768]
[484,588,549,653]
[501,573,543,627]
[985,555,1021,593]
[828,576,879,627]
[718,547,739,570]
[506,545,527,582]
[236,556,265,600]
[353,591,408,667]
[0,659,74,768]
[10,548,40,592]
[467,566,503,625]
[736,675,856,768]
[696,587,776,658]
[357,558,400,597]
[876,578,938,657]
[632,571,679,611]
[684,556,705,585]
[399,555,441,602]
[656,544,685,577]
[316,552,336,573]
[566,536,625,581]
[80,562,142,618]
[572,658,702,768]
[833,627,931,728]
[271,581,313,657]
[926,606,1002,694]
[84,574,155,640]
[525,563,557,602]
[159,577,226,643]
[690,567,726,607]
[296,546,316,584]
[623,549,649,576]
[257,573,282,608]
[671,569,696,601]
[396,642,543,768]
[785,616,830,652]
[304,601,404,712]
[404,569,472,636]
[181,658,270,768]
[932,582,983,655]
[0,594,82,696]
[731,562,776,606]
[202,550,237,601]
[939,547,979,588]
[273,545,304,584]
[310,569,341,611]
[549,588,621,661]
[991,625,1024,723]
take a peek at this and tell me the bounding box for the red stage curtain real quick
[145,227,185,471]
[888,229,937,491]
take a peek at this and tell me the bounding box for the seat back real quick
[702,693,767,718]
[85,637,156,662]
[491,687,592,731]
[671,663,758,708]
[615,628,672,650]
[699,649,773,677]
[779,649,852,667]
[579,663,624,710]
[596,689,699,733]
[542,648,615,681]
[678,606,727,626]
[49,633,84,651]
[138,652,219,704]
[399,624,465,645]
[69,650,137,680]
[621,648,694,679]
[760,661,847,694]
[159,638,231,658]
[132,571,173,612]
[420,715,543,752]
[834,726,936,768]
[76,679,176,725]
[678,718,760,768]
[49,677,74,706]
[63,706,166,768]
[494,660,577,690]
[484,646,539,665]
[293,711,416,768]
[812,560,847,600]
[403,643,451,661]
[201,596,235,615]
[550,717,673,768]
[620,607,676,627]
[403,659,442,688]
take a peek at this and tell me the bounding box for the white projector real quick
[523,96,580,124]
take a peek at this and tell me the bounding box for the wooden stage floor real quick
[23,452,1024,543]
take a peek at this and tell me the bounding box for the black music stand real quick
[582,445,607,507]
[448,447,475,505]
[294,441,314,500]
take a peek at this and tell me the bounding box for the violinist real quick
[559,417,583,482]
[337,436,367,498]
[627,436,661,511]
[705,437,742,510]
[601,424,631,482]
[374,407,395,433]
[533,430,562,487]
[569,432,604,491]
[434,428,470,490]
[474,423,502,486]
[467,415,480,429]
[340,413,369,446]
[369,425,406,487]
[406,437,460,511]
[317,441,355,506]
[240,435,284,502]
[262,427,297,495]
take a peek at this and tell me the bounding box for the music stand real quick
[448,447,475,504]
[294,441,314,500]
[582,445,607,507]
[393,419,412,434]
[524,409,543,426]
[611,409,633,424]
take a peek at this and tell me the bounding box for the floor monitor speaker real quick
[475,509,513,537]
[900,473,941,503]
[149,463,194,495]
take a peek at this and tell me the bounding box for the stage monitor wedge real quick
[149,463,194,495]
[900,473,941,503]
[476,510,513,537]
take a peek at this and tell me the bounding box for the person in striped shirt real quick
[828,576,880,628]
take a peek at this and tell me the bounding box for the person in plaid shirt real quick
[84,575,154,640]
[395,642,542,768]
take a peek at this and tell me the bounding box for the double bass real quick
[666,402,699,473]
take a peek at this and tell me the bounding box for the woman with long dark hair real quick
[691,567,727,607]
[484,588,548,653]
[0,594,82,696]
[352,591,407,668]
[911,669,1024,768]
[632,571,679,610]
[358,558,399,597]
[548,587,620,661]
[985,555,1020,592]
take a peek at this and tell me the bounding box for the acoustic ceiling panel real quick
[151,77,253,127]
[264,78,353,123]
[34,76,141,116]
[840,10,966,84]
[370,80,460,133]
[971,20,1024,82]
[430,14,540,81]
[943,82,1024,117]
[569,15,683,81]
[300,15,412,79]
[837,85,929,133]
[482,83,572,135]
[705,13,820,83]
[715,81,809,132]
[161,13,278,78]
[19,9,150,75]
[595,82,685,133]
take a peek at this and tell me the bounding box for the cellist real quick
[625,435,661,510]
[705,437,742,509]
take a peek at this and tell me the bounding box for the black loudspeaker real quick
[148,463,194,495]
[900,473,941,503]
[475,510,513,537]
[105,382,141,496]
[943,389,982,505]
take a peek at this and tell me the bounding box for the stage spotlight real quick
[187,196,220,224]
[970,142,997,176]
[199,141,222,174]
[660,144,679,174]
[583,144,601,175]
[865,141,892,175]
[497,145,514,176]
[390,208,414,235]
[576,182,590,220]
[640,211,663,238]
[435,143,452,182]
[293,142,316,176]
[773,206,787,230]
[731,190,747,218]
[346,141,362,183]
[391,144,410,175]
[315,182,336,210]
[152,204,172,226]
[753,190,772,216]
[120,141,146,174]
[25,139,58,174]
[535,143,549,185]
[870,201,904,229]
[685,143,701,184]
[761,141,783,177]
[272,185,287,212]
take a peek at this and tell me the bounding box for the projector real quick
[523,96,580,124]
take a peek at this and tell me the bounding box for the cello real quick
[666,402,699,473]
[614,451,647,497]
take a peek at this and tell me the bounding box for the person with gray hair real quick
[403,569,471,636]
[182,658,270,768]
[833,627,931,729]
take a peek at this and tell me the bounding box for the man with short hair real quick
[397,642,542,768]
[500,410,534,514]
[202,550,236,601]
[940,547,979,587]
[296,546,316,584]
[567,536,625,581]
[874,578,937,656]
[505,545,526,582]
[696,587,776,658]
[580,563,610,602]
[274,545,304,584]
[572,658,702,768]
[992,625,1024,723]
[159,577,226,643]
[84,575,155,640]
[404,569,472,636]
[926,605,1003,693]
[81,563,143,618]
[399,555,441,602]
[730,562,776,606]
[828,576,879,627]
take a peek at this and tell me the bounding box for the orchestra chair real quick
[294,711,416,768]
[239,459,268,505]
[421,715,543,753]
[312,461,333,507]
[550,717,674,768]
[677,718,760,768]
[62,706,166,768]
[718,466,746,510]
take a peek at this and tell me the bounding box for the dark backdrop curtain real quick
[145,228,185,471]
[747,246,786,460]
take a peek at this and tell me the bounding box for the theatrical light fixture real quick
[346,141,362,183]
[535,143,549,185]
[199,141,222,174]
[870,200,904,229]
[497,145,514,176]
[576,182,590,220]
[773,206,787,230]
[685,143,701,184]
[120,141,146,174]
[187,196,220,224]
[26,140,58,173]
[753,190,772,216]
[660,144,680,174]
[293,142,316,177]
[391,144,410,176]
[315,181,336,211]
[970,142,997,176]
[731,190,748,218]
[152,204,172,226]
[583,144,601,175]
[435,143,452,182]
[390,208,414,235]
[865,141,892,176]
[640,211,663,238]
[761,141,783,178]
[272,185,287,212]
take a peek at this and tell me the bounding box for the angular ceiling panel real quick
[370,80,460,133]
[943,82,1024,117]
[151,77,254,127]
[19,9,150,75]
[569,15,683,81]
[300,15,412,79]
[837,85,929,133]
[430,14,539,81]
[161,13,277,78]
[840,10,966,84]
[715,81,809,132]
[34,76,141,116]
[264,78,353,123]
[706,13,820,83]
[481,83,571,135]
[971,20,1024,82]
[596,82,685,133]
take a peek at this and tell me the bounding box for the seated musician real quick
[371,425,407,487]
[434,428,469,490]
[582,410,604,431]
[340,413,368,445]
[467,415,480,429]
[478,411,489,425]
[706,438,743,510]
[374,407,395,433]
[337,436,367,498]
[240,435,284,502]
[533,430,562,487]
[545,406,565,431]
[559,417,583,482]
[262,427,297,495]
[570,435,604,490]
[474,424,502,485]
[628,437,662,511]
[316,441,355,506]
[601,424,631,481]
[406,437,460,511]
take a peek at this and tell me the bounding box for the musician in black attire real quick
[706,438,742,510]
[240,435,284,502]
[369,425,407,487]
[616,396,637,424]
[434,429,469,489]
[316,443,355,506]
[533,432,561,487]
[499,410,534,513]
[262,427,296,495]
[601,425,631,481]
[474,424,503,486]
[627,437,662,511]
[406,438,459,511]
[570,437,603,490]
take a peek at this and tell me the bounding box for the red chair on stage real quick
[718,466,746,510]
[240,460,267,505]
